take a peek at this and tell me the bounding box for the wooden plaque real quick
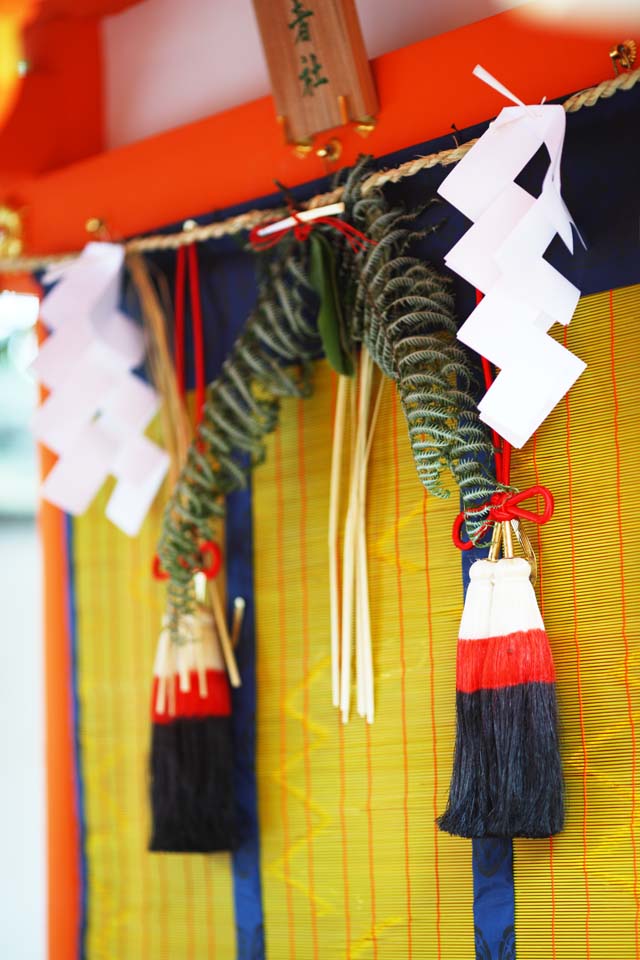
[252,0,378,144]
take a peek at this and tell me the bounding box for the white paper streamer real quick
[32,242,169,536]
[438,66,587,448]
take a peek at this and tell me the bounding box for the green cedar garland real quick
[157,160,498,629]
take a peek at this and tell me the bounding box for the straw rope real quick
[1,67,638,274]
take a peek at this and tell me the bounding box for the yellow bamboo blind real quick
[69,284,639,958]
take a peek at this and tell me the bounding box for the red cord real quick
[174,243,206,422]
[452,291,542,549]
[476,291,511,487]
[248,212,375,254]
[187,243,206,423]
[152,242,212,580]
[174,246,187,398]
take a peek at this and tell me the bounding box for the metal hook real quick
[610,40,637,76]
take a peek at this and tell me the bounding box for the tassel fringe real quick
[150,716,237,853]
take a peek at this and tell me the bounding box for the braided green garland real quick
[158,248,320,627]
[157,161,498,628]
[340,163,497,521]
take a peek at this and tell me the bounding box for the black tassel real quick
[483,681,564,838]
[150,716,237,853]
[438,690,491,838]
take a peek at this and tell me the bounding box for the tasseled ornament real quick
[481,524,564,838]
[440,521,564,839]
[438,553,495,837]
[149,601,237,853]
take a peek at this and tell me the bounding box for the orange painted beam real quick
[4,4,627,254]
[0,14,104,179]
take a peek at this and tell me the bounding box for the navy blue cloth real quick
[226,477,265,960]
[65,515,89,960]
[460,529,516,960]
[472,839,516,960]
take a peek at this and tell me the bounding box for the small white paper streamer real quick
[32,242,169,535]
[438,65,587,448]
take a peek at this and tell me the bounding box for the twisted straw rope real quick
[2,67,638,273]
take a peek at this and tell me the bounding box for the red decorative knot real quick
[452,485,555,551]
[152,540,223,581]
[248,211,375,255]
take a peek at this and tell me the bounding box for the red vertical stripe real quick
[365,724,378,959]
[128,534,152,960]
[331,373,352,959]
[274,427,296,960]
[423,491,442,958]
[533,430,557,960]
[337,719,352,958]
[609,291,640,955]
[183,857,195,960]
[564,327,591,958]
[297,400,319,960]
[391,391,413,957]
[204,860,216,958]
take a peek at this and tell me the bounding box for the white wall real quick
[0,520,45,960]
[0,307,45,960]
[102,0,525,149]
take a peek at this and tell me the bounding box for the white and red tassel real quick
[441,521,564,838]
[149,592,237,853]
[438,532,497,837]
[481,522,564,837]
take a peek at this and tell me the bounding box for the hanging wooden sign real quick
[252,0,378,145]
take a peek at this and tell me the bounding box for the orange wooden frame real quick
[27,8,627,959]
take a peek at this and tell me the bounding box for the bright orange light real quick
[0,1,37,131]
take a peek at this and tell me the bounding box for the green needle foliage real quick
[157,159,497,628]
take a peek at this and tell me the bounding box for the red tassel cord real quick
[440,347,564,839]
[248,209,374,255]
[149,245,238,853]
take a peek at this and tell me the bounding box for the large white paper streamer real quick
[438,65,587,448]
[32,242,169,536]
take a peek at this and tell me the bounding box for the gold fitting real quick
[293,141,314,159]
[511,520,538,587]
[0,205,23,258]
[610,40,636,75]
[488,522,502,562]
[502,520,515,560]
[337,94,350,126]
[276,114,314,158]
[316,138,342,162]
[355,116,377,138]
[85,216,107,237]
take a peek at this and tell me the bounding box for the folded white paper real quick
[438,65,587,448]
[32,241,168,535]
[40,242,124,332]
[106,449,169,537]
[41,421,121,515]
